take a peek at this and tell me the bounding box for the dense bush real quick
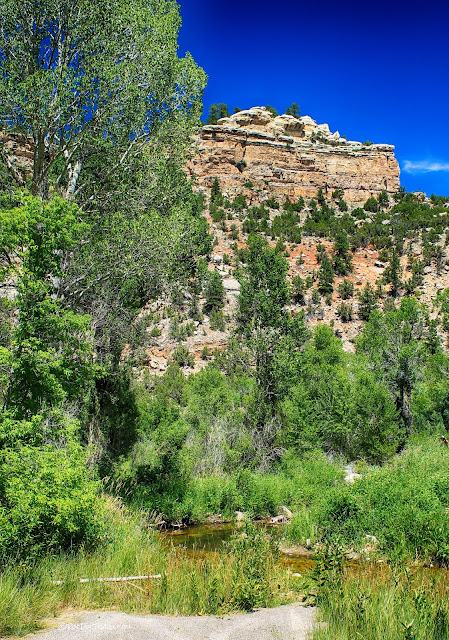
[316,438,449,560]
[0,443,104,561]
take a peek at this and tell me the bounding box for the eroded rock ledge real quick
[188,107,400,204]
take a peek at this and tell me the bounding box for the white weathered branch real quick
[52,574,162,585]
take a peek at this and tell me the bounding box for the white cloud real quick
[403,160,449,174]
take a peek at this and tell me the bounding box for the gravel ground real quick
[24,603,316,640]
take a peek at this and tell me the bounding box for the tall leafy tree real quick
[0,195,97,419]
[357,297,429,435]
[237,235,289,332]
[235,235,308,457]
[0,0,206,205]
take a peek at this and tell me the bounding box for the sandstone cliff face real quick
[188,107,400,205]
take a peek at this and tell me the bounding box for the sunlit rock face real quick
[188,107,400,205]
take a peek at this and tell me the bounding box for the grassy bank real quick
[0,499,300,637]
[311,563,449,640]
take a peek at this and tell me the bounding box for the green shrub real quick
[172,344,194,368]
[0,443,104,561]
[204,270,225,313]
[338,302,353,322]
[211,206,226,223]
[338,278,354,299]
[232,194,247,212]
[364,197,379,213]
[316,439,449,559]
[266,197,280,209]
[210,309,226,331]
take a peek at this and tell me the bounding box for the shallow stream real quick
[160,522,317,574]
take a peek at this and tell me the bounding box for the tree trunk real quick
[31,132,46,198]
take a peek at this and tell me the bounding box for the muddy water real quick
[160,522,316,574]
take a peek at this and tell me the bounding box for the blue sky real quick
[178,0,449,196]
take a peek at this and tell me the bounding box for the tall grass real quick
[315,438,449,561]
[312,564,449,640]
[0,501,301,637]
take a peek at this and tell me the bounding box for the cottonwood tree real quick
[0,0,210,355]
[0,0,206,206]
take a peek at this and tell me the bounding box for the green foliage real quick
[0,442,104,561]
[378,190,390,208]
[271,209,302,243]
[338,278,354,299]
[317,438,449,559]
[333,230,353,275]
[0,0,205,202]
[227,523,278,611]
[291,276,306,305]
[357,283,378,320]
[357,298,431,433]
[210,309,226,331]
[265,105,278,116]
[338,302,353,322]
[364,197,379,213]
[285,102,301,117]
[206,103,230,124]
[237,235,289,332]
[231,194,247,212]
[313,565,449,640]
[280,326,399,462]
[265,197,280,209]
[210,205,226,223]
[318,254,335,294]
[210,177,224,205]
[0,196,98,418]
[172,344,194,368]
[383,248,402,297]
[204,270,225,313]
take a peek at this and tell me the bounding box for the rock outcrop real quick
[188,107,400,205]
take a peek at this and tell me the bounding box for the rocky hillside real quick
[187,107,400,205]
[132,162,449,377]
[43,106,435,377]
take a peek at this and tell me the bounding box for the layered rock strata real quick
[188,107,400,204]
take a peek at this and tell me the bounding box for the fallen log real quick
[52,574,162,585]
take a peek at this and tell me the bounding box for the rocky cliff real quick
[188,107,400,205]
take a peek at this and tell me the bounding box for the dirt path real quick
[25,604,315,640]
